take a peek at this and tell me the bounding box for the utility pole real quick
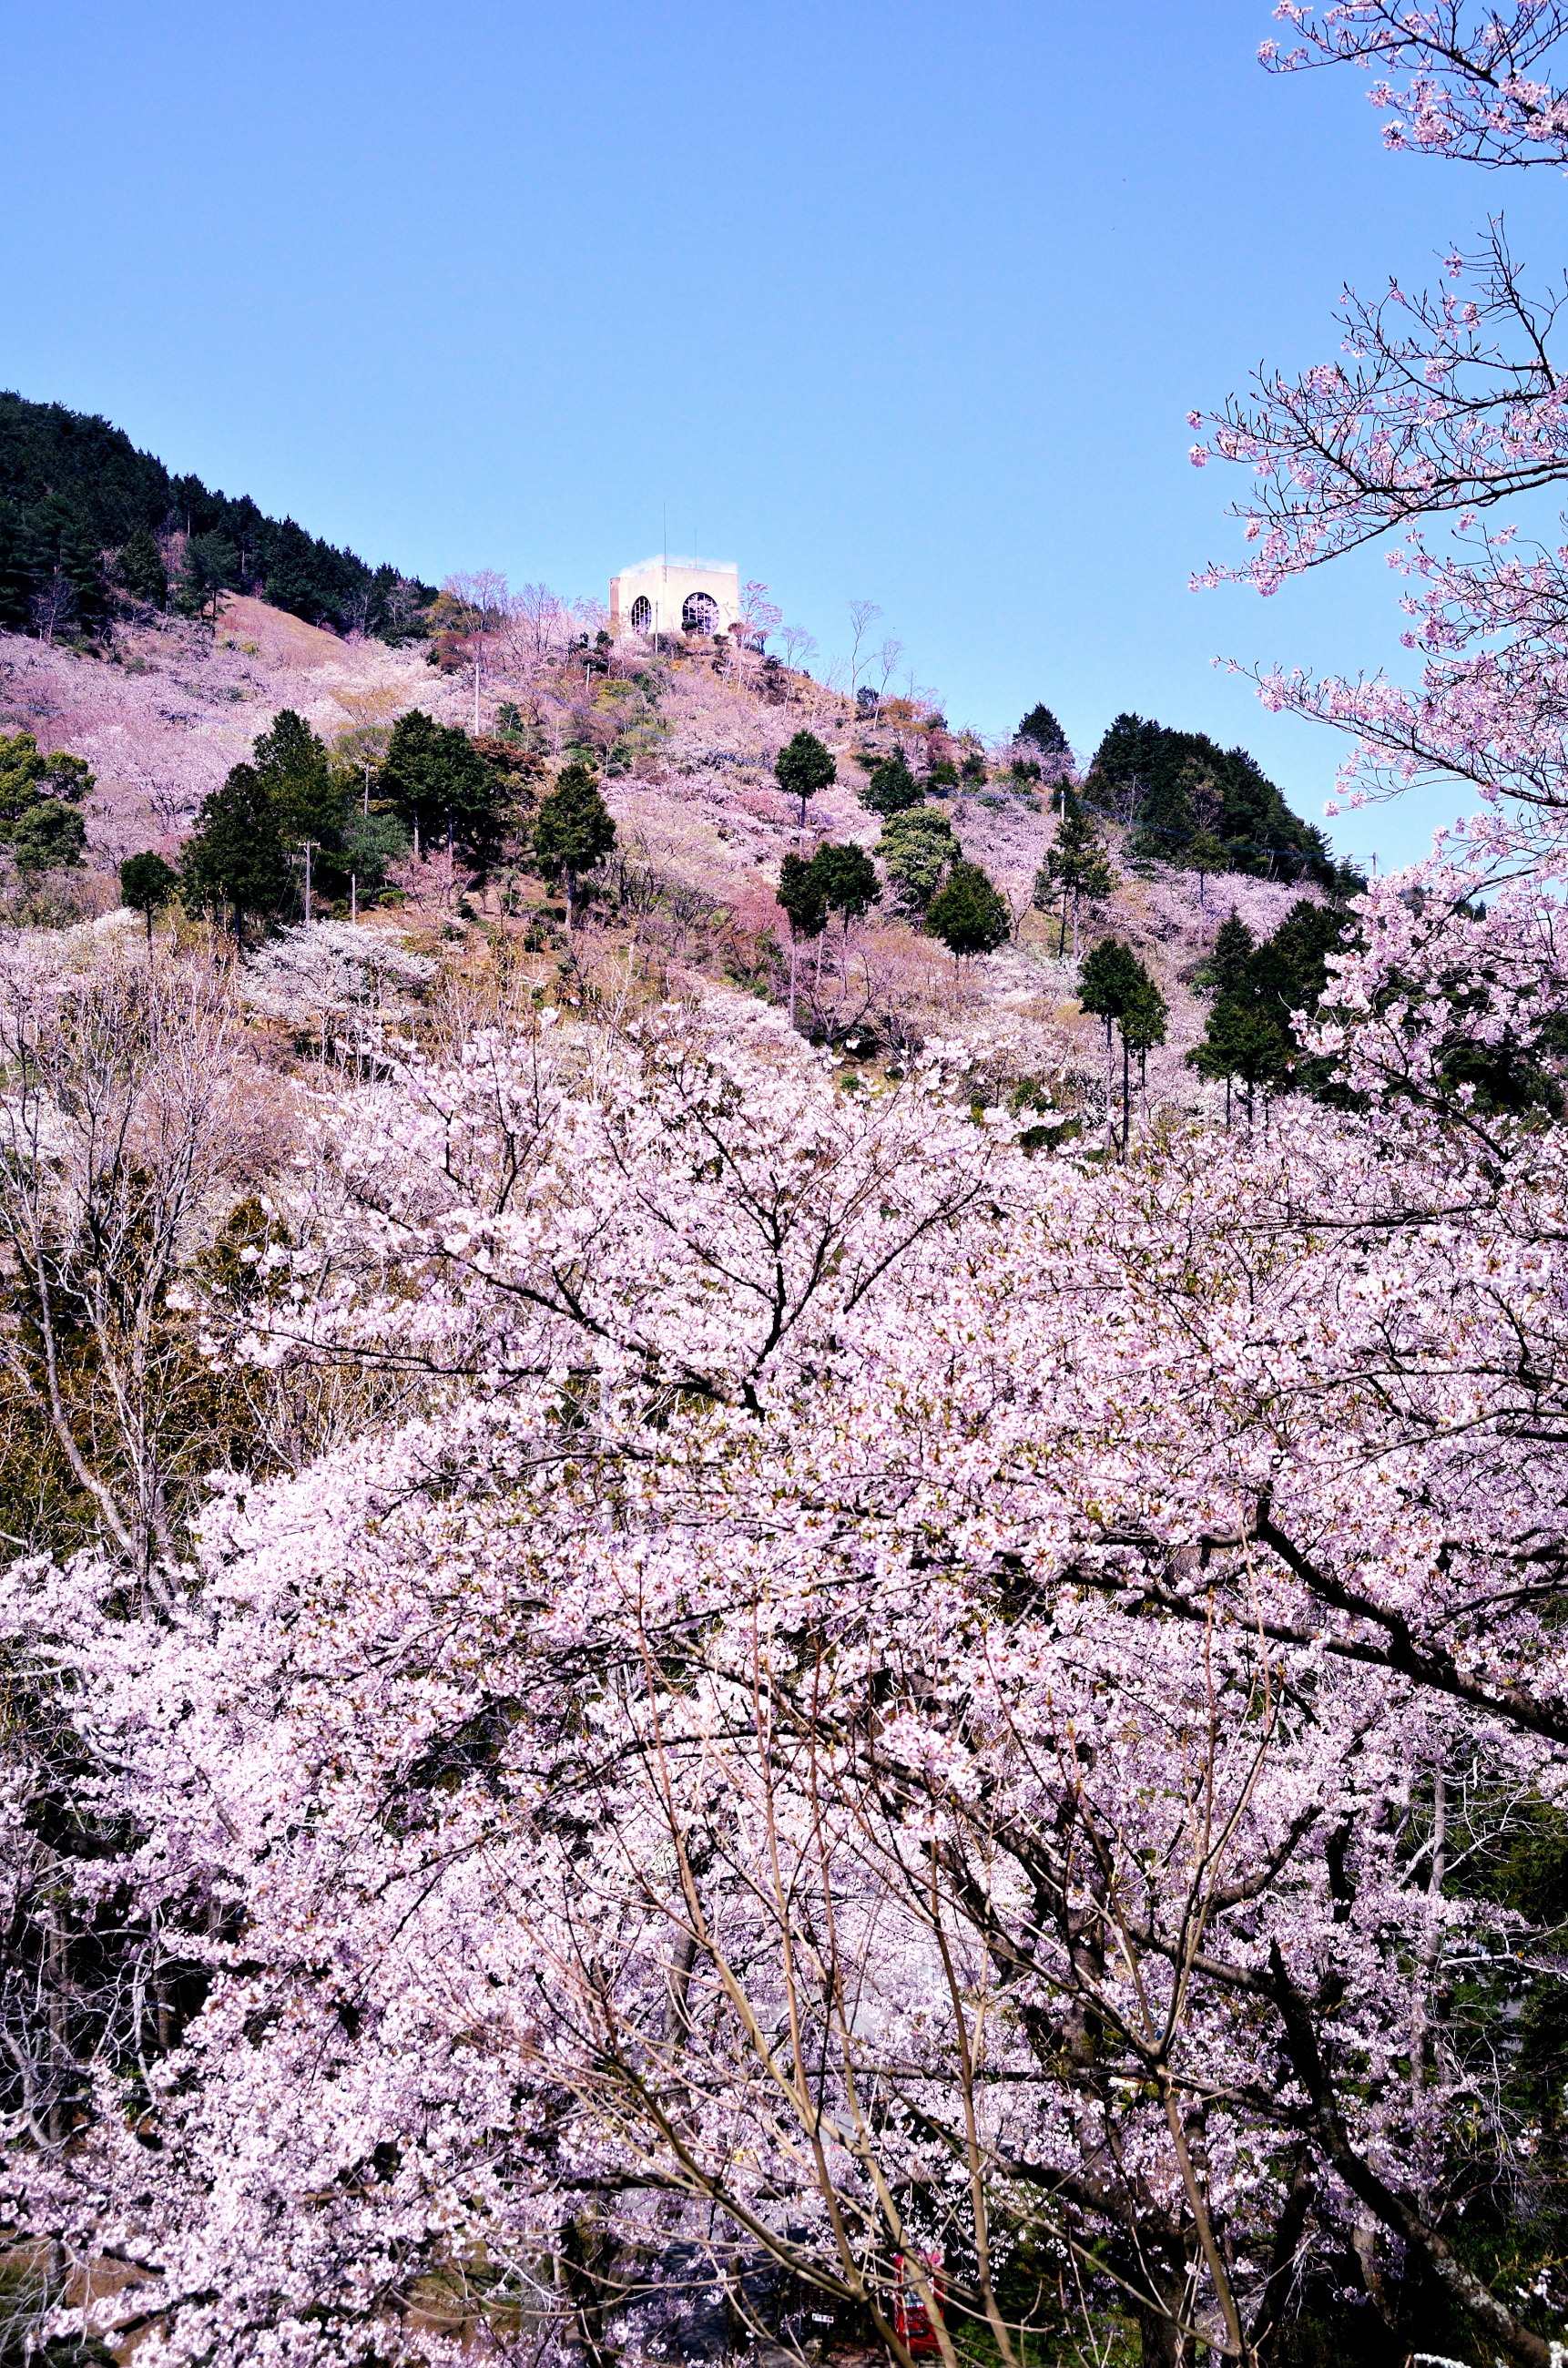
[300,840,318,927]
[473,653,482,735]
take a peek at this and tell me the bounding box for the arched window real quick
[630,595,652,633]
[682,590,718,635]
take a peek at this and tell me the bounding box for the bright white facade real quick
[609,555,740,640]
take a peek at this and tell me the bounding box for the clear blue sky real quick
[5,0,1562,871]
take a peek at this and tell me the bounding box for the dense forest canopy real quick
[0,392,433,640]
[1088,709,1356,891]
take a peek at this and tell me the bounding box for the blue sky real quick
[6,0,1563,871]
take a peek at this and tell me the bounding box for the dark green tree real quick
[775,730,837,828]
[178,531,239,628]
[1184,826,1230,909]
[925,861,1011,961]
[114,526,168,609]
[777,851,830,1025]
[1208,910,1256,995]
[0,730,92,881]
[119,852,179,942]
[1018,703,1069,754]
[13,801,87,878]
[809,842,881,924]
[1080,936,1165,1157]
[858,750,925,818]
[532,762,616,929]
[380,709,509,868]
[1186,996,1293,1128]
[1033,806,1116,956]
[180,763,292,943]
[252,709,344,864]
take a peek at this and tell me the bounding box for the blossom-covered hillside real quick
[0,589,1329,1133]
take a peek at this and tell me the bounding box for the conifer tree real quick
[532,762,616,931]
[925,860,1010,962]
[775,730,836,828]
[1017,702,1069,754]
[1080,936,1165,1157]
[858,750,924,817]
[1034,806,1116,956]
[119,852,178,943]
[180,764,292,943]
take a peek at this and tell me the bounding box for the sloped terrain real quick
[0,597,1329,1132]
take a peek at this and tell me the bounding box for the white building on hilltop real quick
[609,555,740,640]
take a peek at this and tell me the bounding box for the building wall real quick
[609,556,740,640]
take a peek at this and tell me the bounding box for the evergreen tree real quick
[180,764,292,943]
[381,710,509,869]
[777,852,830,1026]
[178,531,239,628]
[252,710,343,858]
[1018,703,1069,754]
[115,526,168,609]
[1087,710,1341,887]
[1079,936,1164,1157]
[1184,826,1229,908]
[858,750,924,817]
[0,731,92,881]
[1186,901,1345,1122]
[809,842,880,924]
[777,852,829,943]
[878,809,958,910]
[775,730,836,828]
[925,861,1010,960]
[1034,807,1116,956]
[119,852,179,942]
[1209,910,1256,995]
[532,762,616,929]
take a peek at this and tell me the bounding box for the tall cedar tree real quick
[1187,900,1346,1123]
[1034,807,1116,956]
[926,861,1011,961]
[380,710,508,869]
[181,764,292,942]
[1080,936,1166,1158]
[777,852,830,1026]
[532,764,616,928]
[775,731,836,828]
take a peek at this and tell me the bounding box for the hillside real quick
[0,582,1344,1140]
[0,392,433,638]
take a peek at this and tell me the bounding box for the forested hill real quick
[1087,709,1352,893]
[0,393,433,642]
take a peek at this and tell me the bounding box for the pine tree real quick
[775,731,836,828]
[115,526,168,610]
[532,763,616,930]
[1209,911,1256,995]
